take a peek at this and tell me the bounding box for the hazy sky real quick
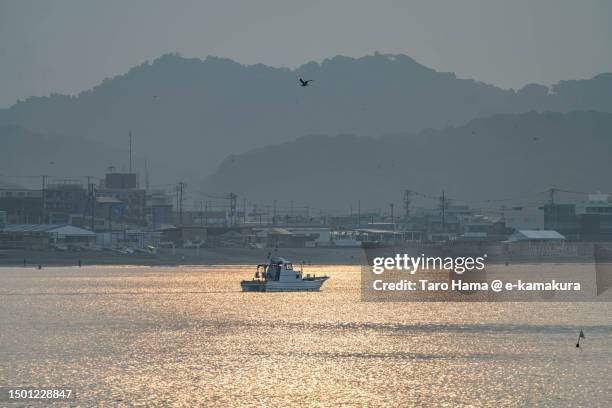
[1,0,611,108]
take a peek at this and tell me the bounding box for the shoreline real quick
[0,247,366,267]
[3,243,608,268]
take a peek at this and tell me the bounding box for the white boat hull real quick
[241,277,329,292]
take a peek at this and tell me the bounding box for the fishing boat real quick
[240,257,329,292]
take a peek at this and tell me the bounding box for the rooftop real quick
[510,230,565,241]
[1,224,95,237]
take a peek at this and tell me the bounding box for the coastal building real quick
[95,196,126,230]
[574,193,612,241]
[103,173,138,189]
[200,209,231,226]
[543,203,579,238]
[349,228,401,244]
[96,230,162,249]
[44,182,87,224]
[503,206,544,230]
[161,226,207,247]
[539,195,612,241]
[97,172,146,225]
[248,227,322,248]
[287,227,332,246]
[410,206,465,237]
[146,189,174,229]
[1,183,89,226]
[508,230,565,242]
[459,215,508,241]
[0,188,42,224]
[0,224,96,249]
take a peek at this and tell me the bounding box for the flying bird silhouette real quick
[299,78,313,87]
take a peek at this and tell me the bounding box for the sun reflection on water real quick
[1,265,611,406]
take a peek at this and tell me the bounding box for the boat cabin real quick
[254,257,303,282]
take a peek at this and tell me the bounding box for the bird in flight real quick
[299,78,313,87]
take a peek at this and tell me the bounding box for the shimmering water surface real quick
[1,265,611,407]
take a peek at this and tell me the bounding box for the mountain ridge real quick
[203,110,612,210]
[1,52,612,186]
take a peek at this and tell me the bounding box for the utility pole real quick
[41,175,46,224]
[204,201,209,226]
[549,187,558,230]
[91,182,96,231]
[228,193,237,226]
[178,182,185,226]
[86,176,96,231]
[175,185,179,224]
[273,200,277,225]
[390,203,394,230]
[108,203,114,243]
[243,198,247,224]
[144,158,150,190]
[200,200,204,227]
[403,190,412,218]
[129,131,133,173]
[440,190,447,233]
[83,176,90,222]
[549,187,557,205]
[358,200,361,227]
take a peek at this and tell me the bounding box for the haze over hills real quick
[0,125,138,189]
[202,111,612,210]
[1,52,612,187]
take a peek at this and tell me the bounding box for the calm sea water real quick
[1,265,611,407]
